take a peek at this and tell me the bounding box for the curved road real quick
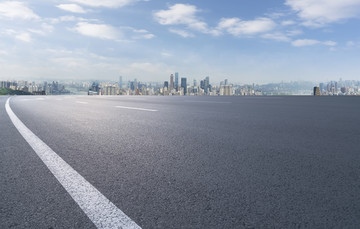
[1,95,360,228]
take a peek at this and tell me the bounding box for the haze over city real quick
[1,0,360,83]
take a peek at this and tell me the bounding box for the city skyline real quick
[2,76,360,96]
[1,1,360,83]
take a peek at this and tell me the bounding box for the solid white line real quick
[115,106,158,112]
[76,101,88,104]
[5,98,141,229]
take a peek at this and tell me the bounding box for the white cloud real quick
[286,0,360,27]
[3,29,32,42]
[133,29,148,33]
[282,20,296,26]
[292,39,337,47]
[292,39,320,46]
[346,41,360,48]
[69,0,140,8]
[117,26,155,40]
[161,52,172,57]
[0,1,39,20]
[323,40,337,46]
[28,23,54,35]
[133,33,155,39]
[218,17,276,36]
[73,22,122,41]
[28,29,45,36]
[154,4,220,36]
[42,23,54,33]
[142,34,155,39]
[50,16,99,23]
[348,41,355,46]
[287,29,303,36]
[262,33,291,42]
[169,28,194,38]
[15,32,32,42]
[154,4,199,25]
[57,4,87,14]
[347,41,356,46]
[73,22,153,41]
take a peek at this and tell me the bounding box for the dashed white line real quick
[5,98,141,229]
[76,101,88,104]
[185,100,231,104]
[115,106,158,112]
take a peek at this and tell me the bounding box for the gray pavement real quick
[1,95,360,228]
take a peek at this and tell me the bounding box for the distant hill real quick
[0,88,33,95]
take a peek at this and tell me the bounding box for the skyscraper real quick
[204,76,210,94]
[175,72,179,91]
[314,86,321,96]
[181,77,187,95]
[170,74,174,91]
[119,76,123,89]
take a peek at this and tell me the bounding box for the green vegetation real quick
[0,88,33,95]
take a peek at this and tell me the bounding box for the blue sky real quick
[1,0,360,84]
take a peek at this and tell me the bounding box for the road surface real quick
[1,95,360,228]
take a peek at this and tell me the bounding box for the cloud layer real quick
[57,4,87,14]
[154,4,220,36]
[74,22,123,40]
[286,0,360,27]
[69,0,141,8]
[218,17,276,36]
[0,1,39,20]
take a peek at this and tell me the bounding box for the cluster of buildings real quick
[88,74,238,96]
[2,76,360,96]
[0,80,69,95]
[313,79,360,96]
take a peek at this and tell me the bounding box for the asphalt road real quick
[1,95,360,228]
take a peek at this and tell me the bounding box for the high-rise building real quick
[220,85,232,96]
[313,86,321,96]
[119,76,123,89]
[341,87,346,93]
[181,77,187,95]
[204,76,210,94]
[164,81,169,89]
[175,72,179,91]
[88,82,100,95]
[170,74,174,91]
[335,82,338,92]
[134,79,138,90]
[130,81,135,91]
[103,86,117,95]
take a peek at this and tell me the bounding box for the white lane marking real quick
[76,101,88,104]
[5,98,141,229]
[115,106,158,112]
[20,98,45,101]
[184,100,231,104]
